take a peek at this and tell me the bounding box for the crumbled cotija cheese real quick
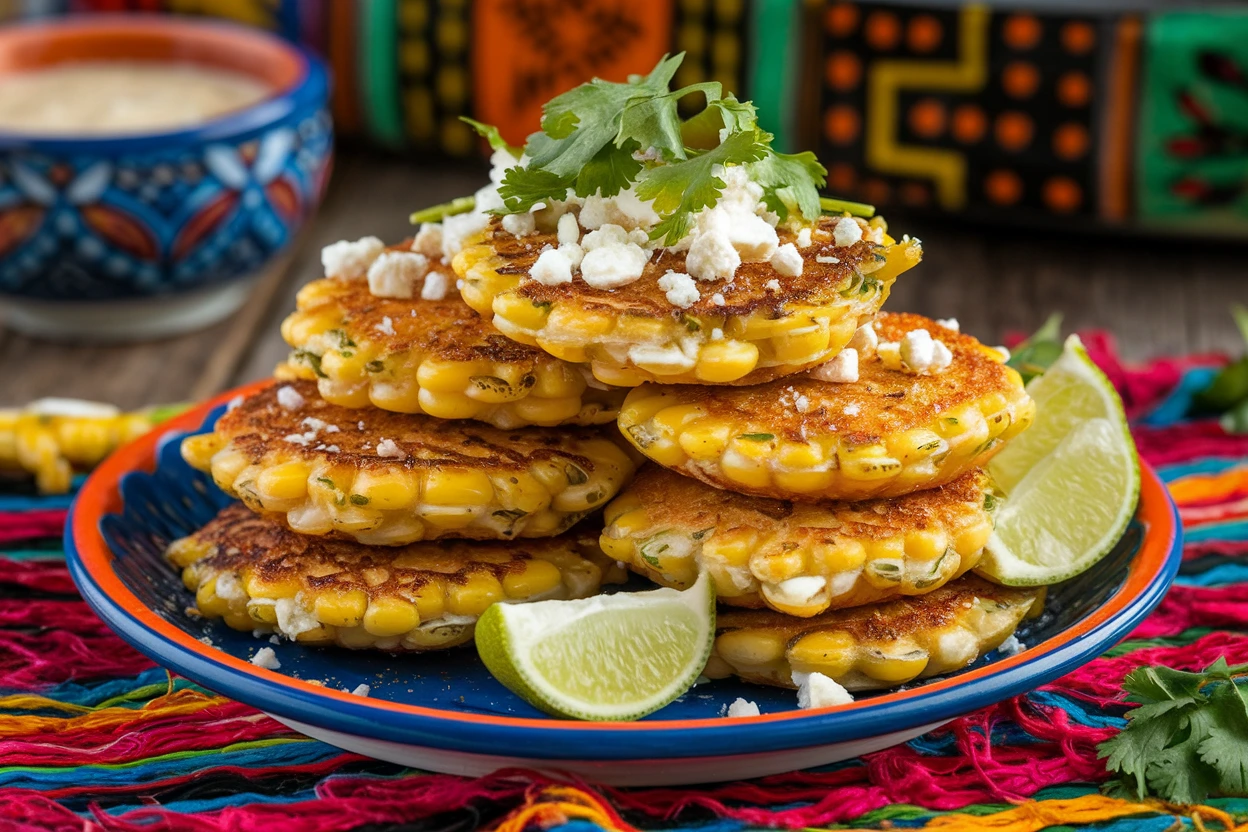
[421,271,450,300]
[769,243,803,278]
[999,634,1026,656]
[658,270,700,308]
[899,329,953,374]
[847,322,878,357]
[815,254,840,264]
[275,385,304,410]
[578,187,661,230]
[411,223,443,258]
[710,293,726,306]
[501,211,536,238]
[809,348,858,383]
[578,224,649,289]
[376,438,404,458]
[250,647,281,670]
[349,683,371,697]
[725,697,761,718]
[794,672,854,709]
[936,317,960,332]
[322,236,385,279]
[796,227,813,248]
[764,278,781,292]
[557,212,580,245]
[368,250,427,299]
[833,217,863,247]
[530,247,574,286]
[375,316,396,336]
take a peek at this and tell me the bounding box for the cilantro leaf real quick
[636,130,769,246]
[461,117,521,158]
[681,94,758,150]
[618,81,721,162]
[1099,660,1248,804]
[498,166,574,214]
[528,54,682,178]
[573,139,643,199]
[749,149,827,224]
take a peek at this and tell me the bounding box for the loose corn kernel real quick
[363,597,420,637]
[446,572,505,616]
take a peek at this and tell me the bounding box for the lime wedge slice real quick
[980,335,1140,586]
[474,572,716,721]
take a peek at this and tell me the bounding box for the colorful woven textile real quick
[2,334,1247,831]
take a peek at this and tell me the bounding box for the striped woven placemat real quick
[2,333,1246,831]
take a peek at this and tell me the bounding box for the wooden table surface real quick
[2,152,1246,410]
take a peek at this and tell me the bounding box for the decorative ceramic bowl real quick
[0,16,331,340]
[66,384,1183,786]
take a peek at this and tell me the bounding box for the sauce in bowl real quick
[0,61,271,135]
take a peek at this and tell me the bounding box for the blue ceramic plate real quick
[66,384,1182,785]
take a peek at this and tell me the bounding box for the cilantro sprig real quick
[461,53,845,247]
[1098,659,1248,804]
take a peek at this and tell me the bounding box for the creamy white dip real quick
[0,62,271,135]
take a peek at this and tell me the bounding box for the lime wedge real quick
[979,335,1140,586]
[474,572,715,721]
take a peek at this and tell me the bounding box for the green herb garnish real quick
[409,196,476,225]
[315,476,336,490]
[293,349,326,379]
[469,54,846,247]
[349,494,369,506]
[365,360,385,373]
[1099,659,1248,804]
[1007,313,1064,384]
[565,464,589,485]
[738,433,775,442]
[1192,305,1248,430]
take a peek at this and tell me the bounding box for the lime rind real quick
[475,572,716,721]
[981,335,1140,587]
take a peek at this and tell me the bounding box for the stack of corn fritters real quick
[167,205,1042,700]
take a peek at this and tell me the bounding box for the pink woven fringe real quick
[1130,584,1248,639]
[1184,540,1248,560]
[1051,631,1248,705]
[0,558,77,596]
[0,511,68,546]
[1133,422,1248,467]
[0,622,153,689]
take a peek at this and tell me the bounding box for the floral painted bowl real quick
[0,16,331,340]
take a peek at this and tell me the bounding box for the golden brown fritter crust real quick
[671,313,1013,445]
[292,245,538,365]
[627,464,988,544]
[185,503,599,596]
[487,215,886,319]
[218,380,605,474]
[717,575,1037,644]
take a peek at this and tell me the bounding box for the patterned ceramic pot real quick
[0,16,331,341]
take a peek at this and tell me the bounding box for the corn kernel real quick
[772,322,831,363]
[716,629,788,667]
[811,540,867,574]
[788,631,857,677]
[536,337,588,363]
[494,294,552,330]
[352,470,419,510]
[446,572,505,616]
[411,583,446,622]
[181,434,223,469]
[363,597,420,637]
[860,649,929,683]
[695,340,760,383]
[314,589,368,627]
[417,388,483,420]
[532,363,587,398]
[256,461,312,501]
[503,559,563,598]
[904,529,949,561]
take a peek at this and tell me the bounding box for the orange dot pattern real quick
[816,4,1099,218]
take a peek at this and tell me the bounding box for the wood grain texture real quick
[1,153,1245,408]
